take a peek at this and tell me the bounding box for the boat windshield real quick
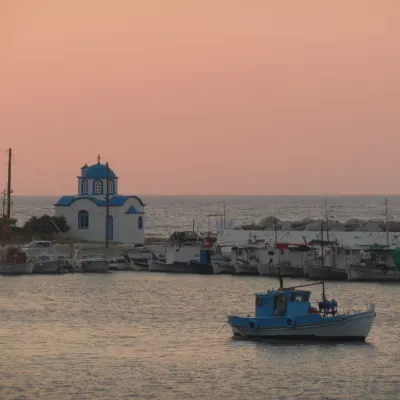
[289,291,311,303]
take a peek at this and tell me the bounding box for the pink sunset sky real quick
[1,0,400,196]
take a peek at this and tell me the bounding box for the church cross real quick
[97,154,101,164]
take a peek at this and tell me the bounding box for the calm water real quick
[0,273,399,399]
[11,195,400,237]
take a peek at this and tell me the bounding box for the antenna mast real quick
[385,198,389,247]
[324,199,330,244]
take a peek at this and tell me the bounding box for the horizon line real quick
[11,193,400,197]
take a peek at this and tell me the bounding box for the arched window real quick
[78,210,89,229]
[82,180,88,194]
[108,180,114,195]
[138,216,143,230]
[93,180,102,194]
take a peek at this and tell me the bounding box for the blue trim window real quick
[108,180,114,195]
[82,180,88,194]
[138,216,143,230]
[93,180,103,194]
[78,210,89,229]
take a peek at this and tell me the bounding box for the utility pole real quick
[1,189,6,246]
[105,162,110,248]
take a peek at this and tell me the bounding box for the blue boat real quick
[227,278,376,341]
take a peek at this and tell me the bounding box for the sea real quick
[1,195,399,399]
[10,195,400,236]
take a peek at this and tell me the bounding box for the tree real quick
[22,215,70,236]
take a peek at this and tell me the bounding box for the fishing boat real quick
[0,247,34,275]
[108,255,134,270]
[211,256,236,274]
[78,255,108,273]
[33,254,64,274]
[227,276,376,341]
[274,243,311,277]
[231,246,259,275]
[347,245,400,282]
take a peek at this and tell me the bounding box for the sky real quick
[1,0,400,196]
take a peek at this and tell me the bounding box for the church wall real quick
[55,197,145,245]
[55,199,106,242]
[114,198,145,245]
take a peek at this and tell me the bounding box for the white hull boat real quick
[307,264,348,281]
[277,264,304,277]
[133,262,149,271]
[34,260,63,274]
[211,261,236,274]
[235,261,259,275]
[347,265,400,281]
[0,262,34,275]
[79,257,108,273]
[257,264,277,277]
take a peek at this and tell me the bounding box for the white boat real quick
[211,257,236,274]
[231,246,259,275]
[108,256,134,270]
[0,247,34,275]
[78,255,108,273]
[234,259,259,275]
[347,245,400,281]
[1,262,34,275]
[347,265,400,281]
[130,252,153,271]
[257,263,277,276]
[33,254,64,274]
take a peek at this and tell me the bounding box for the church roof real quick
[81,163,117,179]
[55,195,145,207]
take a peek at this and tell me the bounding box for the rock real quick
[257,216,281,229]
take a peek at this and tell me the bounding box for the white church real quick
[55,156,145,245]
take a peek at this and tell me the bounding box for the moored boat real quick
[211,257,236,274]
[257,263,277,276]
[33,254,64,274]
[79,255,108,273]
[306,264,348,280]
[0,247,34,275]
[227,279,375,341]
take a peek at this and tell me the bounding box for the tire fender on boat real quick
[249,319,259,331]
[286,317,295,329]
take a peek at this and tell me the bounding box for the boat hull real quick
[257,264,277,276]
[212,262,236,274]
[277,265,304,277]
[228,310,374,341]
[307,264,347,280]
[80,260,108,273]
[234,263,259,275]
[348,265,400,281]
[149,261,194,273]
[134,262,149,271]
[34,261,63,274]
[0,262,34,275]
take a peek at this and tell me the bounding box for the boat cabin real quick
[254,288,337,318]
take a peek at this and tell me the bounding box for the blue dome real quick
[82,163,117,179]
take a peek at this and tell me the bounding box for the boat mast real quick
[384,197,389,247]
[105,161,110,248]
[6,148,12,240]
[324,199,330,244]
[320,220,324,268]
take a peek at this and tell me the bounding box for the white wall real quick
[55,196,145,244]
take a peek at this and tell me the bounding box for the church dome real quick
[82,163,117,179]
